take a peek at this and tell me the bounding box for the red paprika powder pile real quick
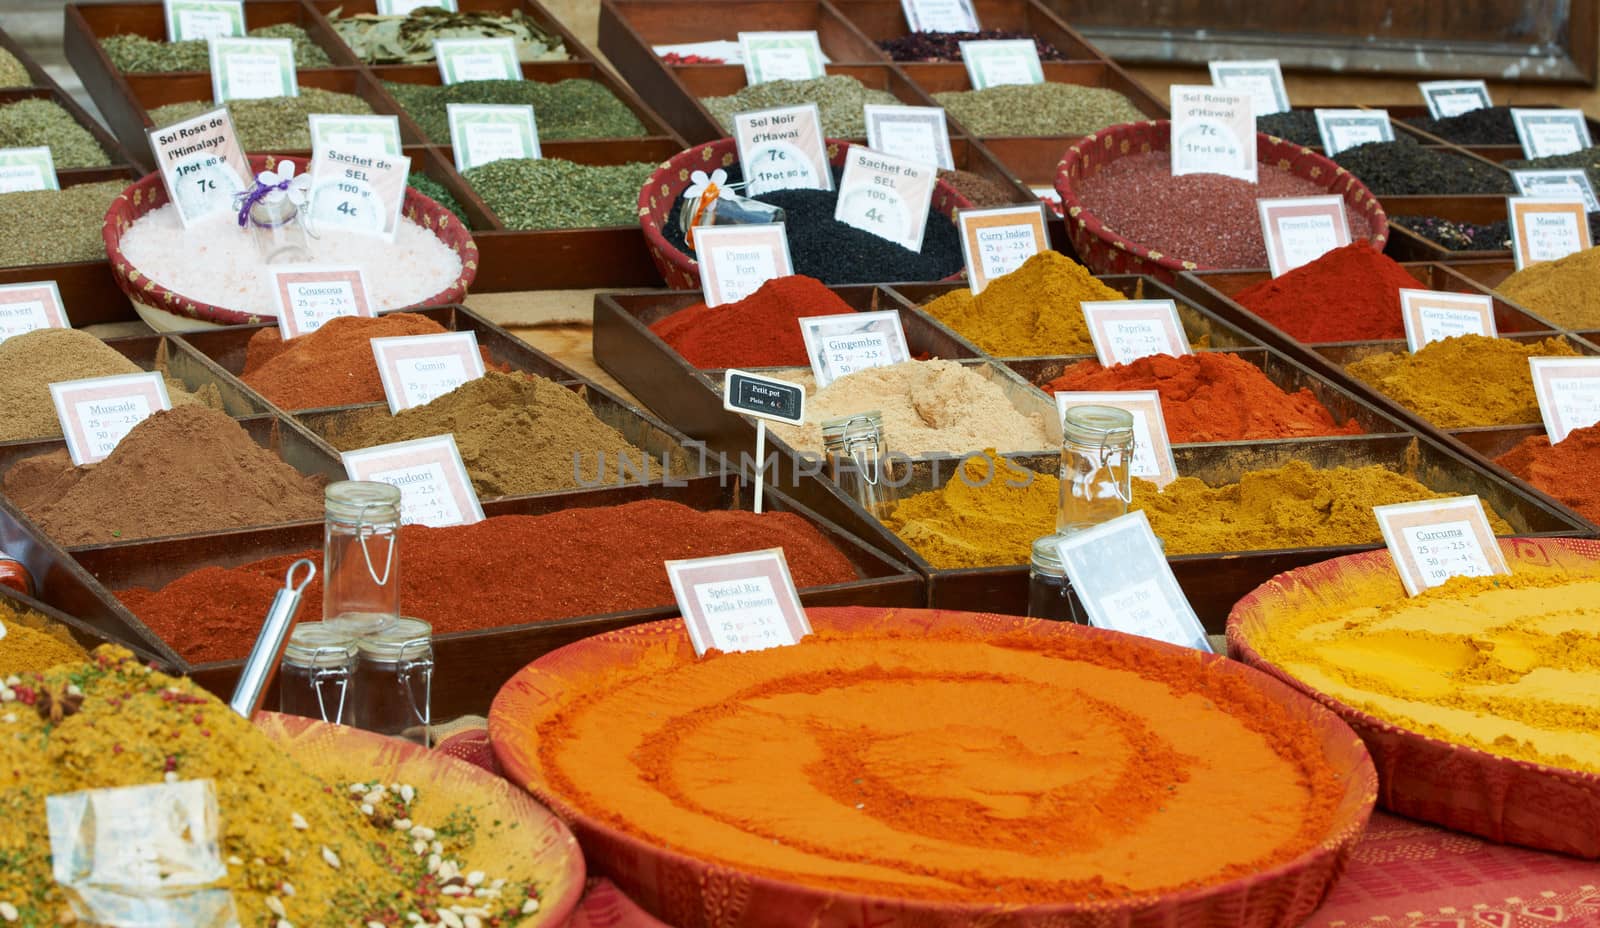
[241,313,503,410]
[1231,242,1420,343]
[1495,424,1600,524]
[650,275,854,369]
[118,500,860,663]
[1043,352,1364,442]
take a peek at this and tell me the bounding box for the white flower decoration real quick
[683,168,728,201]
[256,160,313,207]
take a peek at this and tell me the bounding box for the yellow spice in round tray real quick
[1251,573,1600,774]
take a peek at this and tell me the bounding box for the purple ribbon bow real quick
[235,176,293,228]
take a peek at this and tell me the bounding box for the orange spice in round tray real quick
[501,608,1372,914]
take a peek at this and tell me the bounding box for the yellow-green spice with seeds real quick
[384,78,646,142]
[0,99,110,169]
[0,181,125,268]
[464,157,654,230]
[148,88,374,152]
[703,75,899,137]
[0,48,29,88]
[932,83,1146,137]
[101,24,332,73]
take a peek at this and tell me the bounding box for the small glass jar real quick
[323,481,401,637]
[278,622,358,724]
[0,548,34,597]
[1058,405,1135,535]
[821,411,898,520]
[247,196,315,265]
[1026,534,1086,623]
[352,617,433,746]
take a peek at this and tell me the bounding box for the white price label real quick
[959,39,1043,89]
[695,223,794,307]
[1419,80,1492,119]
[1054,511,1211,651]
[738,32,826,85]
[833,144,936,252]
[0,282,67,343]
[958,204,1048,294]
[1512,169,1600,213]
[1511,108,1592,158]
[1257,195,1351,276]
[1313,109,1394,156]
[49,372,173,466]
[208,37,297,102]
[0,147,58,193]
[378,0,459,12]
[899,0,980,33]
[148,107,250,227]
[666,549,810,656]
[164,0,244,41]
[864,105,954,171]
[1208,59,1289,116]
[733,105,832,196]
[1082,300,1190,366]
[371,331,487,413]
[1508,197,1592,270]
[1530,357,1600,444]
[1399,289,1496,352]
[448,103,540,171]
[342,434,484,528]
[308,149,409,242]
[434,37,520,84]
[798,310,911,388]
[271,266,373,339]
[1170,86,1256,182]
[1375,496,1507,596]
[309,114,402,158]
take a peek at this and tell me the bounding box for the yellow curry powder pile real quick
[1346,334,1579,429]
[1495,244,1600,330]
[1249,571,1600,774]
[0,647,543,924]
[884,452,1511,567]
[921,251,1124,356]
[0,597,86,677]
[533,621,1347,904]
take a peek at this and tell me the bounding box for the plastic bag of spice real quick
[677,169,785,249]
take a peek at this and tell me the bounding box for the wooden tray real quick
[0,166,143,326]
[895,60,1167,138]
[835,435,1593,626]
[307,0,592,68]
[600,0,885,67]
[1380,195,1514,262]
[666,62,943,143]
[72,477,924,718]
[831,0,1102,61]
[0,580,168,667]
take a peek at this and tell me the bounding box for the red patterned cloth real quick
[1307,812,1600,927]
[436,730,1599,928]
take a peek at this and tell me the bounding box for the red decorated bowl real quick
[1229,537,1600,857]
[1054,120,1388,283]
[638,138,973,289]
[104,154,478,331]
[490,605,1377,928]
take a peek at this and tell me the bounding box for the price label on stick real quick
[1375,496,1508,597]
[959,39,1043,89]
[1508,197,1591,270]
[0,147,58,193]
[1419,80,1492,119]
[733,105,832,197]
[164,0,244,41]
[1399,288,1496,351]
[342,434,484,528]
[724,370,805,515]
[695,223,793,307]
[307,148,410,242]
[1511,108,1592,159]
[738,32,826,85]
[371,331,487,413]
[209,37,297,102]
[0,282,67,344]
[1512,169,1600,213]
[1170,85,1256,182]
[434,37,520,84]
[1082,300,1190,366]
[798,310,911,388]
[1257,195,1351,276]
[1208,59,1289,116]
[378,0,458,12]
[666,549,810,656]
[957,203,1048,294]
[147,107,250,227]
[1055,390,1177,486]
[1314,108,1394,156]
[447,104,540,172]
[309,114,402,159]
[900,0,979,33]
[1529,357,1600,444]
[1054,511,1211,652]
[864,105,955,171]
[271,266,373,339]
[833,144,937,251]
[50,372,172,466]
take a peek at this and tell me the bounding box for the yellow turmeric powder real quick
[1246,570,1600,774]
[921,251,1123,356]
[1346,334,1580,429]
[1495,245,1600,330]
[884,452,1513,567]
[0,596,87,676]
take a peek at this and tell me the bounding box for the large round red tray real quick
[1228,537,1600,858]
[489,606,1376,928]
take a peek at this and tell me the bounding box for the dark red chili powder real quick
[117,499,860,663]
[1230,241,1421,343]
[650,275,853,369]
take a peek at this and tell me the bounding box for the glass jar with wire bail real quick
[821,411,898,520]
[323,481,401,637]
[278,622,358,725]
[352,617,433,747]
[1057,404,1135,535]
